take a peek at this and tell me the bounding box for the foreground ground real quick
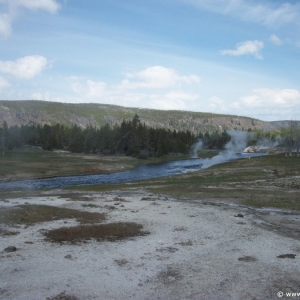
[1,189,300,300]
[1,151,300,299]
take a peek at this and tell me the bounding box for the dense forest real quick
[0,114,298,157]
[0,114,232,157]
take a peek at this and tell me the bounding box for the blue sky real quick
[0,0,299,121]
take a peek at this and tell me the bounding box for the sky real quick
[0,0,300,121]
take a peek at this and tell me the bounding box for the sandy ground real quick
[1,190,300,300]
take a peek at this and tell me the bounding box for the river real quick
[0,153,262,191]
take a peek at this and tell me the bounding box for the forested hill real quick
[0,100,286,134]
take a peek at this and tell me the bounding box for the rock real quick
[64,254,72,260]
[4,246,17,252]
[277,254,296,259]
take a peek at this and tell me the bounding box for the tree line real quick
[1,114,240,157]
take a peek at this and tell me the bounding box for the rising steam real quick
[191,131,256,169]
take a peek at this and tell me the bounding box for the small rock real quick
[234,213,244,218]
[65,254,72,260]
[4,246,17,252]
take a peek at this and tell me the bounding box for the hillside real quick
[0,100,290,134]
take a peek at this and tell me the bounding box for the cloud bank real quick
[69,66,201,110]
[236,88,300,109]
[207,88,300,120]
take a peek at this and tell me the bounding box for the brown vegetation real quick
[44,222,146,244]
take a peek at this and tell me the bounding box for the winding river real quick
[0,153,260,191]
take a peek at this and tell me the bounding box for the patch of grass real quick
[0,205,105,226]
[0,190,44,201]
[243,197,300,211]
[0,227,19,236]
[44,222,146,244]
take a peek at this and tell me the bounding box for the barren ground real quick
[1,189,300,300]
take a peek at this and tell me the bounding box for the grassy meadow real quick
[0,146,191,181]
[0,147,299,211]
[72,153,300,211]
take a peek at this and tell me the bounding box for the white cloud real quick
[120,66,201,90]
[0,55,48,79]
[0,0,60,38]
[270,34,282,46]
[0,76,11,89]
[185,0,300,28]
[220,40,264,59]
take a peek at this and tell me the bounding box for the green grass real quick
[1,151,299,211]
[70,153,300,211]
[0,147,137,180]
[0,204,105,226]
[0,147,192,181]
[44,222,146,244]
[0,190,43,201]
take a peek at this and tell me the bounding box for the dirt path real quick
[1,190,300,300]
